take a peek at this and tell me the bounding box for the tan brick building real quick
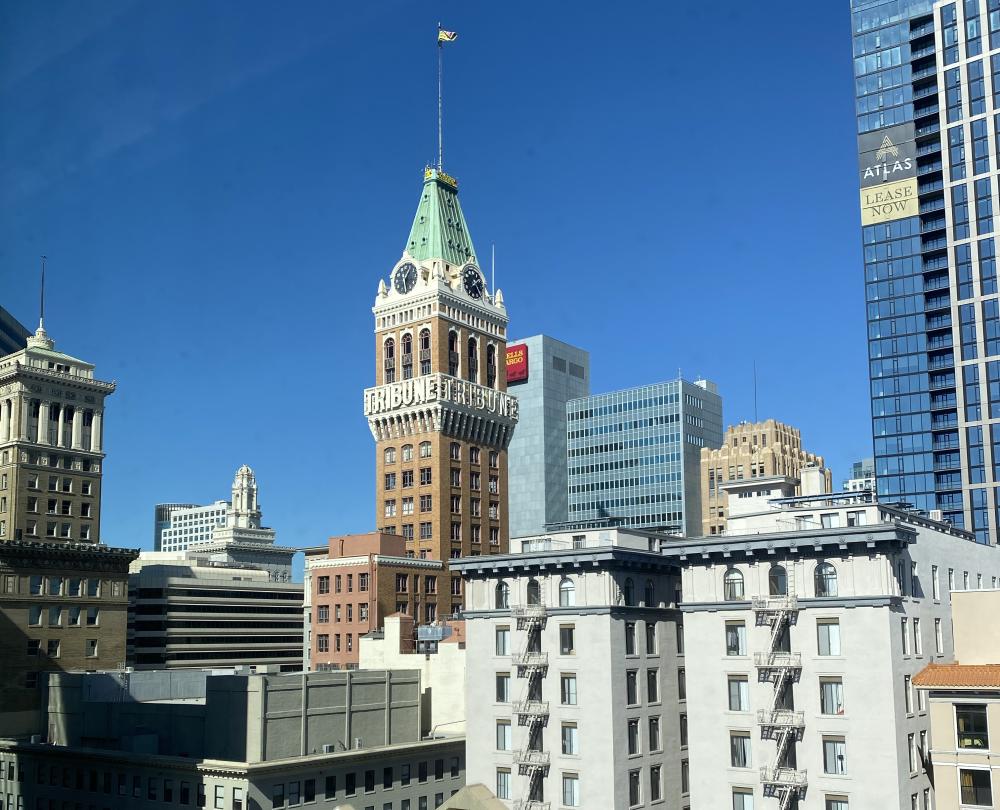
[0,321,137,738]
[700,419,831,535]
[306,532,448,670]
[363,167,518,604]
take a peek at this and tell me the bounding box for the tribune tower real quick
[365,168,518,610]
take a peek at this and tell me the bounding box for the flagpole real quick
[437,22,443,170]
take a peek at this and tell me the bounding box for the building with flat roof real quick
[128,552,303,671]
[700,419,832,536]
[505,335,589,538]
[359,612,466,736]
[915,589,1000,810]
[154,501,224,552]
[850,0,1000,542]
[843,457,876,493]
[566,377,722,536]
[452,484,1000,810]
[305,532,448,671]
[453,526,685,810]
[0,667,465,810]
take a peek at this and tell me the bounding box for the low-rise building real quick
[0,667,465,810]
[306,532,449,670]
[360,612,466,736]
[128,552,303,671]
[915,589,1000,810]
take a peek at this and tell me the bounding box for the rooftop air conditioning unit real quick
[322,743,335,754]
[354,737,363,749]
[929,509,944,522]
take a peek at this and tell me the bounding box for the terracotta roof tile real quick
[913,662,1000,688]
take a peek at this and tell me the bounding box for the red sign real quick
[506,344,529,384]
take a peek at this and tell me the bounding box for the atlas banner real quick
[858,122,916,189]
[859,177,919,225]
[506,344,529,384]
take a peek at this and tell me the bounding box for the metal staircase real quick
[511,601,549,809]
[753,594,807,809]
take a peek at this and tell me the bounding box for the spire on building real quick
[27,255,54,351]
[229,464,261,529]
[405,167,478,266]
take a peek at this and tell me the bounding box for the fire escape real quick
[752,593,807,810]
[510,600,549,810]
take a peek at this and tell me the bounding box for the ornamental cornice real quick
[0,362,116,394]
[306,555,443,571]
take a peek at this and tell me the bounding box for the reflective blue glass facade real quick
[566,379,722,536]
[854,0,1000,542]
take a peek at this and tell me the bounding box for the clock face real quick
[462,265,484,299]
[394,262,418,294]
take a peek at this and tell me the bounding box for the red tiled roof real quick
[913,662,1000,688]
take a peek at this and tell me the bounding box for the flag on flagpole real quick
[438,29,458,43]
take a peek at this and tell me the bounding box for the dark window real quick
[325,776,336,798]
[435,759,444,780]
[958,705,990,748]
[346,773,356,795]
[419,761,428,783]
[304,779,315,802]
[960,769,993,805]
[365,770,376,793]
[383,767,393,789]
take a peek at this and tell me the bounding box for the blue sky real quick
[1,1,866,561]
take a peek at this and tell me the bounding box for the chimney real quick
[800,463,826,496]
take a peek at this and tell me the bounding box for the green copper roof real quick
[405,167,478,266]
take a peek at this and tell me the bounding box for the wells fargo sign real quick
[506,344,529,384]
[364,373,519,419]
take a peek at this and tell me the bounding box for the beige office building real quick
[700,419,831,535]
[915,589,1000,810]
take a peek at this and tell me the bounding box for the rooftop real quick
[913,663,1000,689]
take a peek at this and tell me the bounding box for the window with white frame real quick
[817,619,841,656]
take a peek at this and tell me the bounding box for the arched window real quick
[559,577,576,607]
[623,578,635,607]
[526,578,541,606]
[486,344,497,387]
[401,334,413,380]
[384,447,396,464]
[495,582,510,609]
[467,337,479,383]
[419,329,431,375]
[644,579,655,607]
[402,444,413,462]
[383,338,396,383]
[769,565,788,597]
[723,569,744,601]
[448,332,459,376]
[419,441,432,458]
[815,562,838,597]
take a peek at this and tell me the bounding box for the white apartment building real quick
[452,526,687,810]
[453,487,1000,810]
[673,489,1000,810]
[155,500,228,552]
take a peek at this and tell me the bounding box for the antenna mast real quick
[437,22,444,170]
[753,360,758,422]
[39,255,47,329]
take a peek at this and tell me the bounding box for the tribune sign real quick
[857,123,919,225]
[364,373,519,420]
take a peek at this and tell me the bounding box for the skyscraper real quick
[853,0,1000,542]
[567,378,722,535]
[364,167,518,602]
[505,335,590,538]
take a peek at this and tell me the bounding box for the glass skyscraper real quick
[853,0,1000,542]
[566,378,722,536]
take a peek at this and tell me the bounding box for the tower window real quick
[448,332,459,376]
[487,344,497,387]
[401,334,413,380]
[419,329,431,375]
[467,337,479,383]
[384,338,396,383]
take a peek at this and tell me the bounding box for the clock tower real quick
[364,168,518,615]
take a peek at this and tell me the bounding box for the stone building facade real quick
[0,322,137,739]
[700,419,831,536]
